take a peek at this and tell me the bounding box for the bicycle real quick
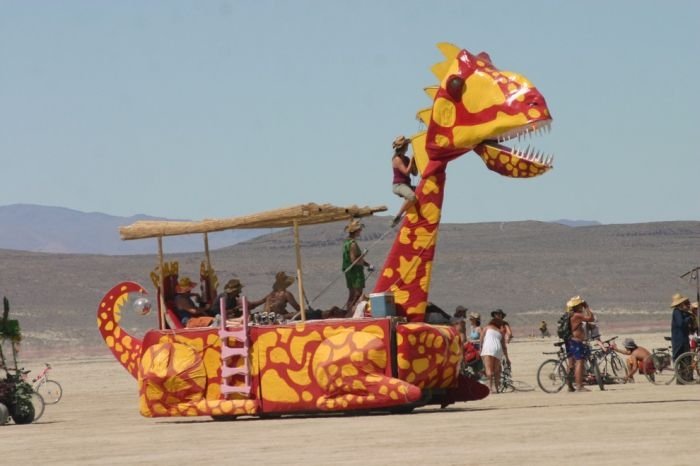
[674,336,700,385]
[592,337,628,384]
[497,359,534,393]
[537,340,603,393]
[643,338,676,385]
[30,363,62,404]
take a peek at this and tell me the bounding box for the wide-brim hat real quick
[670,293,690,308]
[175,277,197,293]
[345,219,364,234]
[490,309,506,318]
[273,271,295,291]
[692,302,699,310]
[392,135,410,150]
[224,278,243,294]
[566,295,586,311]
[623,338,637,349]
[468,312,481,320]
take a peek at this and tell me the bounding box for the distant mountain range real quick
[0,204,600,255]
[0,204,273,255]
[2,211,698,357]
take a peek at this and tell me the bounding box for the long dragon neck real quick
[97,282,144,379]
[373,163,447,322]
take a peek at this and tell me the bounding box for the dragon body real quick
[96,43,552,418]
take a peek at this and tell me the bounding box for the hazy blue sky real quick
[1,1,698,224]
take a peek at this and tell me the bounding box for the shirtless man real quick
[612,338,652,382]
[250,271,300,321]
[566,296,596,391]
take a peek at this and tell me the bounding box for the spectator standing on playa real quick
[452,305,468,342]
[480,310,509,392]
[467,311,482,349]
[670,293,694,383]
[539,320,550,338]
[503,319,513,343]
[566,296,596,392]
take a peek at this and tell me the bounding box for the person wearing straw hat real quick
[250,272,300,321]
[173,276,217,328]
[390,135,418,228]
[565,296,596,392]
[670,293,694,382]
[210,278,244,319]
[342,219,373,313]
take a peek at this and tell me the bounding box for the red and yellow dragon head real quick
[412,43,553,178]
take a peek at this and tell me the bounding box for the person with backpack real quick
[564,296,596,392]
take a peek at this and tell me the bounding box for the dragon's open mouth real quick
[474,119,554,178]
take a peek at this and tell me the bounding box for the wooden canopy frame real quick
[119,203,387,326]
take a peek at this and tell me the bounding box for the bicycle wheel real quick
[643,352,675,385]
[610,354,629,380]
[37,380,62,404]
[30,392,45,422]
[674,352,700,385]
[10,398,34,425]
[590,358,604,391]
[537,359,568,393]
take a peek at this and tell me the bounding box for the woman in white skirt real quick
[480,310,510,392]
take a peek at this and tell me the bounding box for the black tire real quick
[0,402,9,425]
[610,354,629,380]
[591,358,604,390]
[537,359,567,393]
[644,352,675,385]
[674,352,700,385]
[10,398,35,425]
[37,380,62,405]
[30,392,45,422]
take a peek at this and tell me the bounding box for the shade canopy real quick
[120,203,387,240]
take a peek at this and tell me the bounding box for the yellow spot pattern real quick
[433,97,456,128]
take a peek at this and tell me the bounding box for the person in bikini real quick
[565,296,596,392]
[250,271,300,321]
[390,135,418,228]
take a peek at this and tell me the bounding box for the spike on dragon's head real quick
[412,43,554,178]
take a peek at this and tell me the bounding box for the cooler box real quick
[369,292,395,317]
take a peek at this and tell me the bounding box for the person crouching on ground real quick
[390,135,418,228]
[480,310,509,392]
[566,296,596,392]
[612,338,651,382]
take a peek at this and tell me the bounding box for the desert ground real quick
[2,331,698,466]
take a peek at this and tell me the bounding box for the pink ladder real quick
[218,296,251,396]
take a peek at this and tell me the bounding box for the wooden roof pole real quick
[203,232,212,272]
[157,237,166,330]
[293,220,306,321]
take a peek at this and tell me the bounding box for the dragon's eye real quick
[446,75,465,101]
